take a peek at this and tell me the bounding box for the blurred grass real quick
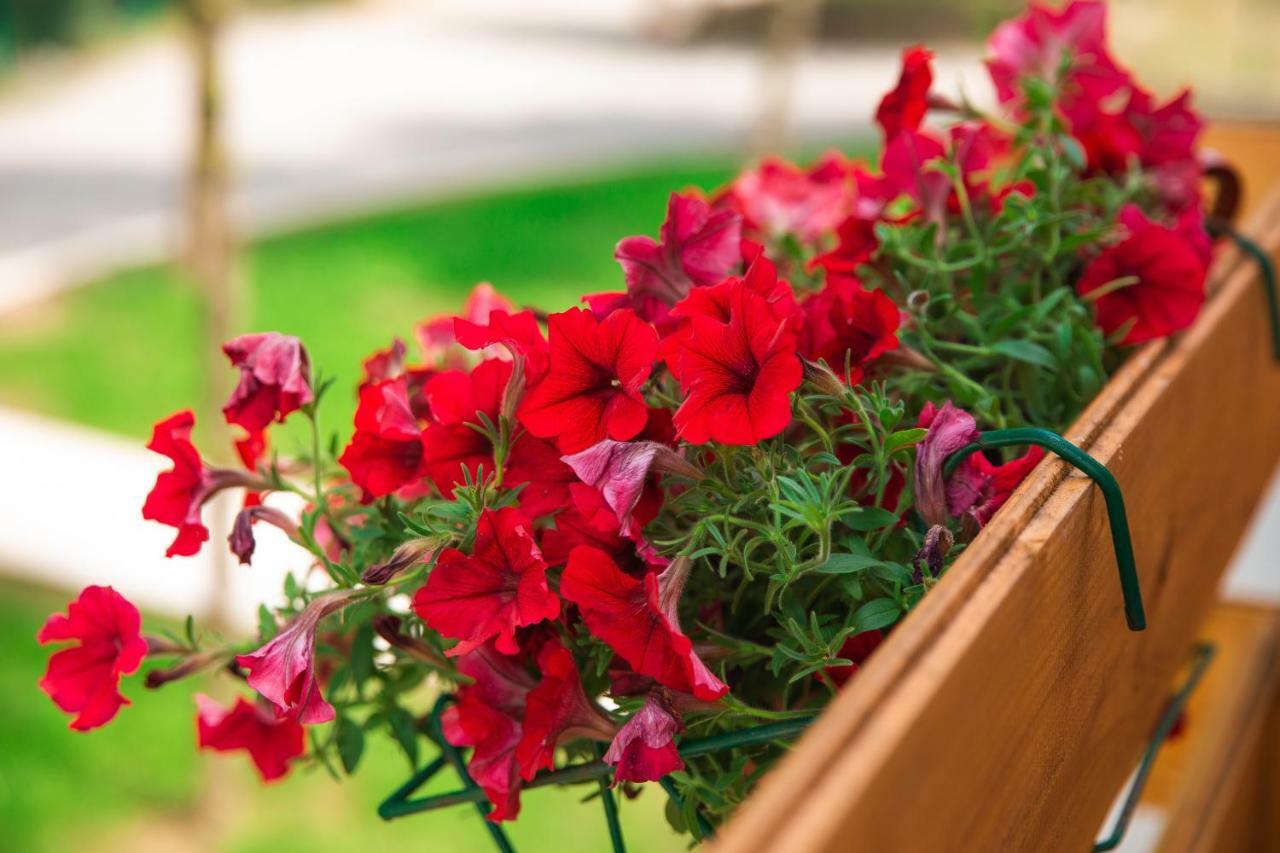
[0,159,739,449]
[2,580,685,853]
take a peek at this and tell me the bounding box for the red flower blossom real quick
[665,264,802,446]
[560,549,728,702]
[413,508,559,656]
[505,433,579,519]
[338,378,428,501]
[416,283,514,368]
[914,402,981,527]
[441,644,535,821]
[666,253,798,328]
[821,630,883,688]
[879,130,949,218]
[237,591,360,724]
[196,694,306,782]
[561,439,701,528]
[1076,206,1207,345]
[420,359,511,495]
[143,410,254,558]
[222,333,313,433]
[515,636,616,780]
[517,308,658,453]
[607,192,743,327]
[455,309,550,385]
[359,338,408,390]
[947,445,1046,528]
[540,483,645,568]
[798,275,900,384]
[727,153,853,241]
[604,689,685,783]
[37,585,148,731]
[875,45,934,139]
[810,214,879,276]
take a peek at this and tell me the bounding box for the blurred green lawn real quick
[2,581,685,853]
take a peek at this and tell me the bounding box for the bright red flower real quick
[604,689,684,783]
[607,192,743,328]
[236,591,359,724]
[143,410,253,558]
[799,275,900,384]
[222,333,313,433]
[540,483,641,568]
[420,359,511,495]
[37,585,148,731]
[455,309,550,385]
[515,636,616,780]
[560,549,728,702]
[441,644,535,822]
[946,445,1046,528]
[810,214,879,276]
[416,282,514,368]
[196,694,306,782]
[1076,206,1207,345]
[875,45,934,139]
[726,153,853,242]
[517,308,658,453]
[665,264,802,446]
[821,630,884,688]
[413,507,559,656]
[338,378,428,501]
[504,433,579,519]
[914,402,981,527]
[666,253,798,328]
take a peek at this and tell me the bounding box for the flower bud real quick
[361,538,435,585]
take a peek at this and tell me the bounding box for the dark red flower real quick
[608,192,743,328]
[515,636,616,780]
[441,644,535,822]
[821,630,884,688]
[196,694,306,782]
[237,591,360,724]
[799,275,900,384]
[560,549,728,701]
[664,263,802,446]
[540,483,641,568]
[727,153,853,241]
[517,308,658,453]
[946,445,1046,528]
[37,585,148,731]
[504,433,579,519]
[228,504,299,566]
[222,333,313,433]
[338,378,428,501]
[604,689,684,783]
[1076,206,1207,345]
[143,410,254,558]
[876,45,934,139]
[420,359,511,495]
[413,507,559,656]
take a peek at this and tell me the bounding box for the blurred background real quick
[0,1,1277,851]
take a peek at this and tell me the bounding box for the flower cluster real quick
[39,0,1217,837]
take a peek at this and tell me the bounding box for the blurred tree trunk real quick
[749,0,824,159]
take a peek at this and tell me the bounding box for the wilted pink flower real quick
[228,504,300,565]
[561,439,701,527]
[236,591,362,724]
[914,402,980,527]
[222,333,314,433]
[604,689,685,783]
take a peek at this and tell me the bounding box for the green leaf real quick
[257,605,277,641]
[843,507,898,531]
[336,716,365,775]
[814,553,884,575]
[350,624,376,691]
[852,598,902,633]
[884,428,927,455]
[990,339,1057,370]
[387,706,420,768]
[184,614,197,647]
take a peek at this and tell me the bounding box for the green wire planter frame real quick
[1093,642,1216,852]
[945,427,1147,631]
[1205,219,1280,364]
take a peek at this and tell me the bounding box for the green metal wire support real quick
[593,744,626,853]
[944,427,1147,632]
[1206,219,1280,363]
[1093,642,1216,852]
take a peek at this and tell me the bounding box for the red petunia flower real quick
[821,630,884,688]
[338,378,428,501]
[875,45,934,140]
[1076,205,1207,345]
[504,433,579,519]
[143,410,255,558]
[359,338,408,390]
[879,129,949,219]
[517,308,658,453]
[441,644,536,822]
[726,153,853,242]
[420,359,511,495]
[560,549,728,702]
[946,445,1046,528]
[37,585,148,731]
[236,591,360,724]
[196,694,306,782]
[798,275,900,385]
[810,214,879,276]
[914,402,981,527]
[413,507,559,656]
[666,253,798,328]
[455,309,550,385]
[664,263,802,446]
[606,192,743,328]
[604,688,685,783]
[416,282,514,368]
[515,636,616,780]
[222,333,313,433]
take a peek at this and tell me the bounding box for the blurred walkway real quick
[0,0,989,311]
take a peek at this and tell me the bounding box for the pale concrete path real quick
[0,0,990,312]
